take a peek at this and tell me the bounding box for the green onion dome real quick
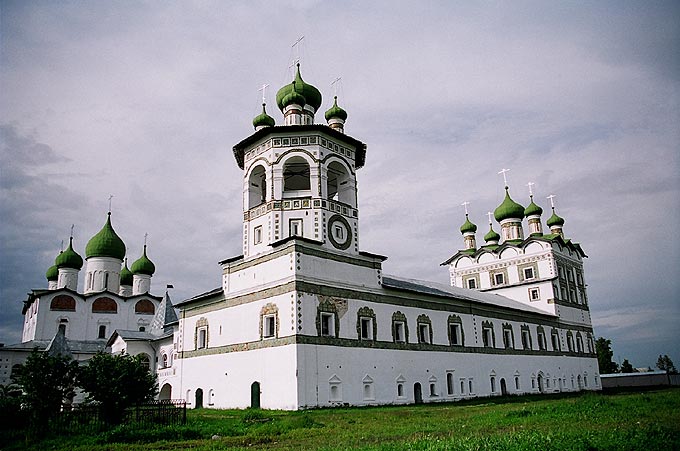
[325,96,347,121]
[55,237,84,270]
[460,214,477,234]
[120,259,133,286]
[524,195,543,217]
[252,103,275,128]
[494,187,525,222]
[484,225,501,243]
[546,207,565,227]
[46,263,59,281]
[85,213,126,260]
[280,81,306,109]
[276,64,322,112]
[130,245,155,276]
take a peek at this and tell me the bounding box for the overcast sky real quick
[1,1,678,369]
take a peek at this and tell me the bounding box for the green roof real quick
[524,196,543,217]
[55,238,83,270]
[130,245,155,276]
[252,103,275,128]
[280,81,306,109]
[484,225,500,242]
[546,208,565,227]
[120,259,133,285]
[85,213,126,260]
[325,96,348,121]
[276,64,322,111]
[494,187,525,222]
[460,214,477,234]
[46,264,59,281]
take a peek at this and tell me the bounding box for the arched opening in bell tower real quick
[326,160,353,206]
[283,156,311,194]
[248,165,267,208]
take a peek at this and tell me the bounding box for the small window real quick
[482,324,494,347]
[330,384,341,401]
[58,323,67,335]
[360,317,373,340]
[522,330,532,350]
[394,321,405,343]
[552,333,560,351]
[460,379,465,394]
[98,325,106,339]
[494,273,504,286]
[490,376,496,393]
[469,379,474,394]
[466,278,477,289]
[254,226,263,244]
[529,288,540,301]
[503,329,513,349]
[523,267,535,280]
[429,383,437,397]
[447,373,455,395]
[363,383,374,400]
[320,312,334,337]
[449,323,461,346]
[162,354,168,368]
[104,273,109,290]
[263,315,276,338]
[515,377,520,390]
[139,326,146,332]
[418,323,431,344]
[397,383,404,397]
[290,219,303,237]
[198,327,207,349]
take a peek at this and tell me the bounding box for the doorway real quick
[195,388,203,409]
[251,381,261,409]
[414,382,423,404]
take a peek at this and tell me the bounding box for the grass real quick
[4,388,680,451]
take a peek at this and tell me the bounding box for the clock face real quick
[328,214,352,250]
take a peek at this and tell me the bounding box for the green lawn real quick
[7,388,680,451]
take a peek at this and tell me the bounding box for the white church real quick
[0,63,600,409]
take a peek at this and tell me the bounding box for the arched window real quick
[326,161,353,205]
[137,353,151,370]
[248,165,267,208]
[162,353,168,368]
[447,373,454,395]
[92,297,117,313]
[283,156,311,193]
[135,299,155,315]
[50,295,76,311]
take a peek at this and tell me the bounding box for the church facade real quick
[2,64,599,409]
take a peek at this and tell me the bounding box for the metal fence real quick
[42,399,187,436]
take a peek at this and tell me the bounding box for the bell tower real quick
[232,64,367,260]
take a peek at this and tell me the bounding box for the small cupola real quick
[46,262,59,290]
[131,244,155,295]
[325,96,348,133]
[119,258,133,296]
[459,214,478,250]
[484,223,501,246]
[524,195,544,236]
[547,207,565,237]
[494,187,525,242]
[55,236,83,291]
[252,103,275,130]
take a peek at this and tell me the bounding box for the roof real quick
[442,233,587,265]
[232,124,367,170]
[381,275,552,316]
[107,329,174,347]
[175,286,223,307]
[1,339,106,354]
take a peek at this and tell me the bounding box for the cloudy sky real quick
[1,1,678,368]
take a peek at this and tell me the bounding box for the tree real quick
[77,352,158,424]
[657,355,678,374]
[620,359,634,373]
[595,337,618,374]
[11,349,79,427]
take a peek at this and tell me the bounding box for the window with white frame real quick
[429,383,437,397]
[357,307,376,341]
[515,376,520,390]
[529,288,540,301]
[460,379,466,395]
[394,321,405,343]
[397,383,404,398]
[448,314,464,346]
[98,324,107,339]
[523,266,535,280]
[195,317,209,349]
[482,321,495,347]
[503,325,514,349]
[521,326,532,350]
[537,327,547,351]
[490,376,496,393]
[333,224,344,241]
[493,272,505,286]
[466,277,477,289]
[417,314,432,344]
[447,372,455,396]
[254,226,263,244]
[320,312,335,337]
[468,379,474,394]
[290,219,303,237]
[263,314,276,338]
